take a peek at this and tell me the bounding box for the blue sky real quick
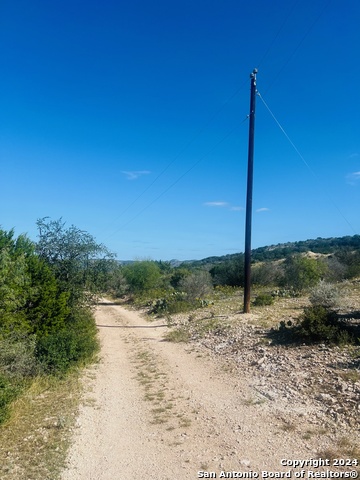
[1,0,359,260]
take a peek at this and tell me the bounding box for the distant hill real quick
[180,235,360,268]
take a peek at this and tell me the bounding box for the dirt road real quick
[61,300,333,480]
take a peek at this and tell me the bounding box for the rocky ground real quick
[167,286,360,445]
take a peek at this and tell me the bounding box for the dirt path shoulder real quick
[61,300,356,480]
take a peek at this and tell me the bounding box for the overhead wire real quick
[103,79,249,239]
[263,0,332,96]
[253,0,356,239]
[257,90,357,235]
[104,0,333,242]
[107,116,249,236]
[256,0,301,69]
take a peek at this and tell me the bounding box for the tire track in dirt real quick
[61,300,326,480]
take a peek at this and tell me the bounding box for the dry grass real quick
[318,441,360,463]
[0,372,82,480]
[279,421,297,433]
[242,396,266,406]
[163,327,190,343]
[129,338,194,431]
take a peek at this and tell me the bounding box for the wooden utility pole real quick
[243,68,257,313]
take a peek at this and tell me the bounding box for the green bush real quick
[149,292,193,315]
[271,288,299,298]
[335,250,360,279]
[213,285,238,297]
[296,306,351,344]
[281,255,327,292]
[178,270,213,302]
[25,255,70,336]
[169,268,191,289]
[35,309,99,373]
[122,261,161,294]
[0,230,70,338]
[148,287,214,316]
[0,334,39,378]
[0,374,21,424]
[210,256,244,287]
[253,294,274,306]
[251,262,283,286]
[0,223,107,427]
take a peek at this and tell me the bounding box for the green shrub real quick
[149,292,193,315]
[210,256,244,287]
[335,250,360,279]
[0,374,21,424]
[281,255,328,292]
[296,306,351,344]
[213,285,238,297]
[136,288,170,305]
[36,330,78,373]
[25,255,70,336]
[35,309,99,373]
[169,268,191,289]
[178,270,213,302]
[271,288,299,298]
[0,334,39,378]
[251,262,283,286]
[253,294,274,306]
[122,261,161,294]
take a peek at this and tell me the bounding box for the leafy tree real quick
[209,256,244,287]
[251,262,283,286]
[0,228,70,336]
[122,260,161,293]
[156,260,172,273]
[36,217,114,307]
[281,255,327,292]
[178,270,213,302]
[169,267,191,289]
[0,230,38,333]
[335,250,360,279]
[95,259,128,297]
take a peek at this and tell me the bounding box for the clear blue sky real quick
[1,0,359,260]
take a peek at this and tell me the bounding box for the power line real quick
[104,0,332,241]
[257,90,357,235]
[106,120,247,237]
[256,0,301,69]
[103,80,249,239]
[263,0,332,95]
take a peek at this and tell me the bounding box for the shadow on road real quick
[96,324,167,329]
[97,301,123,306]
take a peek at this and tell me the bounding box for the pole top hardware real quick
[250,68,258,78]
